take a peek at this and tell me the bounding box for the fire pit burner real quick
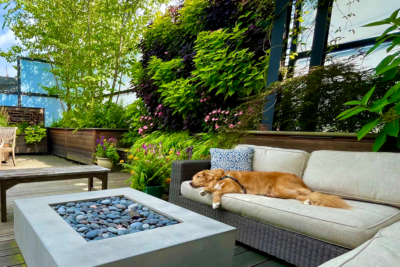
[50,196,179,241]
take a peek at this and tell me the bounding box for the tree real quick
[0,0,167,111]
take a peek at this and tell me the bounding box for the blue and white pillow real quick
[210,148,254,172]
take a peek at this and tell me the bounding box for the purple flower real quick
[96,139,100,144]
[176,149,181,156]
[103,147,106,151]
[142,144,148,150]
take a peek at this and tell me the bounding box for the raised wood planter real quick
[240,131,399,152]
[47,128,128,165]
[16,134,48,154]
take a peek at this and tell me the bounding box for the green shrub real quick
[24,125,47,144]
[192,28,267,99]
[127,131,239,159]
[273,58,400,132]
[0,107,8,127]
[52,102,128,129]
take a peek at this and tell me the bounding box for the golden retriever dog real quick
[190,169,350,210]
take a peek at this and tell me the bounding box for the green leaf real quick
[338,107,368,120]
[360,85,376,106]
[383,119,400,137]
[375,56,400,76]
[366,37,389,55]
[344,100,361,105]
[357,118,381,140]
[363,19,391,27]
[373,131,387,152]
[396,102,400,113]
[370,98,389,112]
[388,90,400,104]
[337,106,361,118]
[382,67,398,82]
[377,25,397,41]
[383,82,400,98]
[390,9,400,22]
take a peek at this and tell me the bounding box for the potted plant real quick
[93,137,120,169]
[122,143,193,198]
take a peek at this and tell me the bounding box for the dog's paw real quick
[199,190,208,196]
[212,202,221,209]
[303,199,311,205]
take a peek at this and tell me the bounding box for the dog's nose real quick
[189,182,194,187]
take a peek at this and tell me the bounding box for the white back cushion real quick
[303,150,400,207]
[235,145,310,177]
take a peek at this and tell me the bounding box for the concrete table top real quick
[14,188,236,267]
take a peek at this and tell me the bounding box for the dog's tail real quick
[307,192,351,209]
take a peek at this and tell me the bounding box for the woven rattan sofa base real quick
[170,160,350,267]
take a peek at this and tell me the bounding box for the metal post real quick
[262,0,292,129]
[309,0,334,67]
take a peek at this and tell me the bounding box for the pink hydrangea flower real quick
[238,121,242,125]
[141,116,144,119]
[200,99,203,102]
[148,117,152,120]
[212,110,217,114]
[150,123,154,126]
[215,124,219,129]
[239,111,243,115]
[165,52,168,54]
[143,126,148,130]
[225,111,230,114]
[158,112,162,116]
[229,124,234,128]
[205,115,210,119]
[234,113,238,116]
[218,109,221,113]
[144,117,148,120]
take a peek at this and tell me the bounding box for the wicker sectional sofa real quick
[169,144,400,267]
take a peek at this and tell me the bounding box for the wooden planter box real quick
[16,134,48,154]
[240,131,399,153]
[47,128,128,165]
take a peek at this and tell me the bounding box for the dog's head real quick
[190,169,225,188]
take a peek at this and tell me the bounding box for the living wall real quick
[127,0,275,135]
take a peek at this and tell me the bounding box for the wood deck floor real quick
[0,155,293,267]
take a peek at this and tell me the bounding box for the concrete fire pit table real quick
[14,188,236,267]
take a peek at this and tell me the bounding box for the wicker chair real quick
[0,127,17,169]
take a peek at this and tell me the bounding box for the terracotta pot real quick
[97,158,113,169]
[144,185,164,199]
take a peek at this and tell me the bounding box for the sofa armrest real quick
[170,160,211,198]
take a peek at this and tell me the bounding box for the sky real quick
[0,5,18,77]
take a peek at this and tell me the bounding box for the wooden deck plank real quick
[0,253,25,267]
[0,248,21,257]
[234,244,249,255]
[0,240,18,251]
[232,251,269,267]
[0,228,14,236]
[0,235,14,242]
[254,259,294,267]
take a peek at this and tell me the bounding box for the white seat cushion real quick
[181,181,400,249]
[319,222,400,267]
[303,150,400,207]
[235,145,310,177]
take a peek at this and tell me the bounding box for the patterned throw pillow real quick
[210,148,254,172]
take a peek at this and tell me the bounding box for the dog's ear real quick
[212,169,225,180]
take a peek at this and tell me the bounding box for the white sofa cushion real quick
[181,181,400,249]
[319,222,400,267]
[235,145,310,177]
[303,150,400,207]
